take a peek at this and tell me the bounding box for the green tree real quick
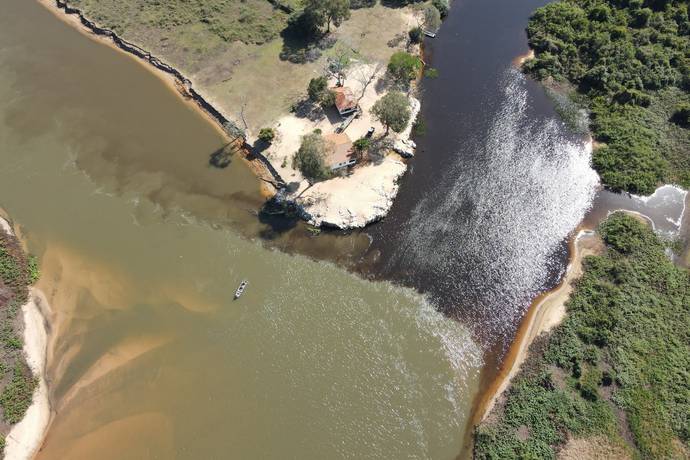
[293,132,332,181]
[371,91,411,134]
[432,0,449,18]
[423,4,441,32]
[324,0,350,32]
[303,0,351,33]
[387,52,422,84]
[307,76,335,107]
[308,76,328,102]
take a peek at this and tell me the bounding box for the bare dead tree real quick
[353,62,384,102]
[237,97,249,132]
[326,45,353,87]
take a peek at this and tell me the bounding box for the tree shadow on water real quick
[209,142,241,169]
[257,195,302,240]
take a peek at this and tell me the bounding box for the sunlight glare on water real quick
[388,69,599,345]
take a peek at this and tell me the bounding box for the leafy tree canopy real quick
[523,0,690,194]
[371,91,411,134]
[387,51,422,84]
[293,132,332,181]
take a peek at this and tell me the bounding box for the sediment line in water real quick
[36,0,285,190]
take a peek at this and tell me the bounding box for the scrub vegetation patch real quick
[0,227,39,453]
[475,213,690,459]
[524,0,690,194]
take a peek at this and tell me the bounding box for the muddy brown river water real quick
[0,0,482,458]
[2,0,687,458]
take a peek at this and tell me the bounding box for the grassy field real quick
[65,0,416,134]
[0,228,39,454]
[474,213,690,459]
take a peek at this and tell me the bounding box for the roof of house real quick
[323,132,354,168]
[332,86,358,114]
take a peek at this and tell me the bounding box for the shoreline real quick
[0,217,52,460]
[35,0,284,195]
[36,0,425,229]
[470,228,604,425]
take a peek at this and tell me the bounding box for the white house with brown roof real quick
[323,132,356,171]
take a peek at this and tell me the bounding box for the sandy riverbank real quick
[5,289,51,460]
[0,217,51,460]
[474,229,604,422]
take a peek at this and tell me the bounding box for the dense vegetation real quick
[524,0,690,194]
[387,51,423,84]
[474,213,690,459]
[0,227,39,453]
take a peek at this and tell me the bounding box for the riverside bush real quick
[474,213,690,459]
[523,0,690,193]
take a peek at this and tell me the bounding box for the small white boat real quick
[234,280,248,299]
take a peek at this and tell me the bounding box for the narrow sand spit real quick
[0,218,51,460]
[477,230,604,421]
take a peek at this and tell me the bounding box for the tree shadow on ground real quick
[279,23,336,64]
[292,99,327,122]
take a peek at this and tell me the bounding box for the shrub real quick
[353,137,372,152]
[258,128,275,143]
[408,26,422,44]
[475,213,690,459]
[350,0,376,9]
[671,104,690,128]
[432,0,449,18]
[521,0,690,192]
[411,118,426,136]
[424,68,439,78]
[387,51,422,84]
[423,4,442,32]
[0,362,37,424]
